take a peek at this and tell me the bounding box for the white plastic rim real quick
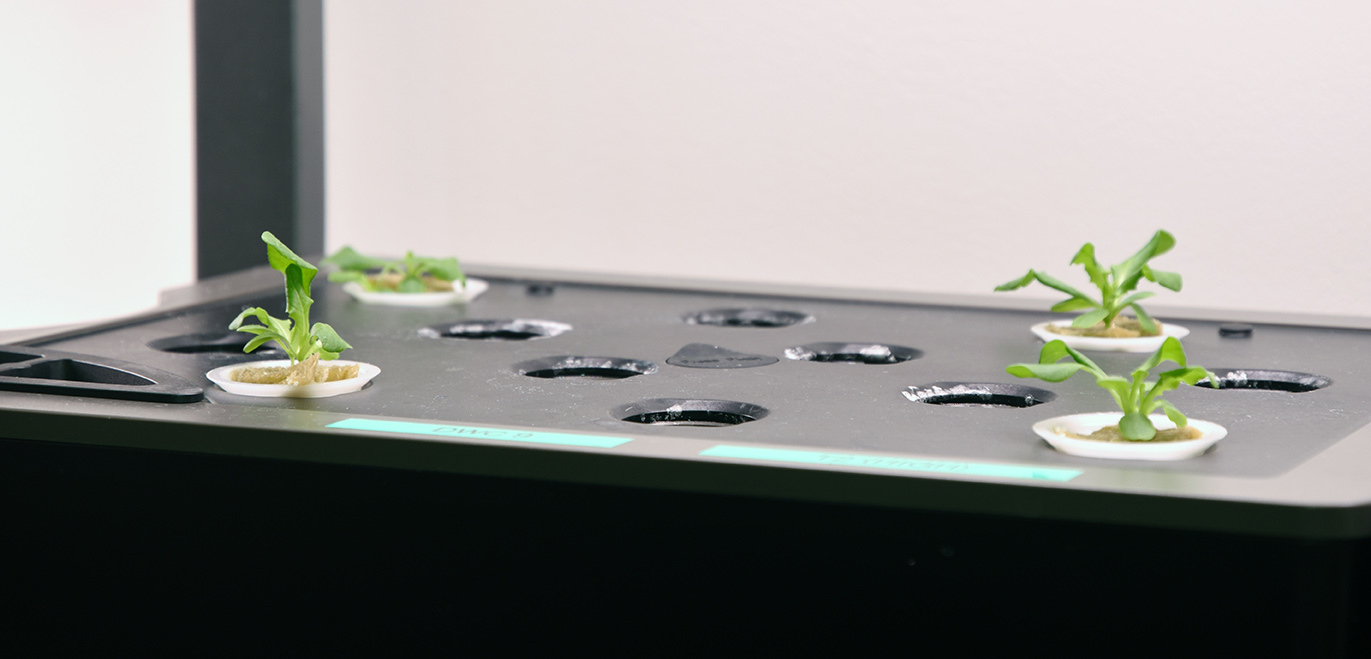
[340,278,489,307]
[206,359,380,398]
[1031,412,1227,461]
[1030,321,1190,353]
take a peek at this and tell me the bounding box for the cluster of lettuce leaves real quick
[322,246,466,293]
[229,232,352,363]
[995,230,1181,335]
[1007,337,1217,441]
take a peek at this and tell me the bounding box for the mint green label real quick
[327,418,631,449]
[700,445,1080,482]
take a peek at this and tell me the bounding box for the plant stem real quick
[1100,275,1119,328]
[1126,374,1145,414]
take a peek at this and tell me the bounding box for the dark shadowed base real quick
[2,437,1366,657]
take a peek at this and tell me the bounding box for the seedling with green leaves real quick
[322,246,467,293]
[995,230,1182,335]
[1007,337,1217,441]
[229,232,352,364]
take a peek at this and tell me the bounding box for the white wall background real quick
[0,0,194,331]
[4,2,1368,333]
[327,1,1371,317]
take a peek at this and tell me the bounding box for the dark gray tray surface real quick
[0,345,202,403]
[33,276,1371,479]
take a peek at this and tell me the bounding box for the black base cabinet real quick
[4,437,1366,657]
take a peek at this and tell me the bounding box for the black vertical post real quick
[195,0,325,279]
[293,0,325,259]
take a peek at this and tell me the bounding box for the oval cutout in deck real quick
[786,342,922,365]
[904,382,1056,408]
[683,308,813,328]
[516,356,657,380]
[616,398,769,427]
[149,332,282,355]
[1196,369,1331,393]
[420,319,572,341]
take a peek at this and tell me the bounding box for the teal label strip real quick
[327,418,631,449]
[700,445,1081,482]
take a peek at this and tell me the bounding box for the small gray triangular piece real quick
[666,343,778,369]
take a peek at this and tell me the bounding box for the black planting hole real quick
[1196,369,1331,393]
[785,342,922,365]
[1218,323,1254,338]
[420,319,572,341]
[3,359,155,386]
[0,349,39,365]
[904,382,1055,408]
[516,356,657,380]
[148,332,282,355]
[616,398,769,427]
[684,308,813,328]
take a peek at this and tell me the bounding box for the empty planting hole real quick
[624,411,755,427]
[148,332,281,354]
[786,342,922,365]
[5,359,154,386]
[904,382,1055,408]
[420,319,572,341]
[616,398,768,427]
[1196,369,1331,393]
[516,356,657,380]
[684,308,813,328]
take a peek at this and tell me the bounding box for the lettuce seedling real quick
[229,232,352,364]
[322,246,466,293]
[995,230,1182,335]
[1007,337,1217,441]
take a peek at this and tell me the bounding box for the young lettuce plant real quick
[322,246,466,293]
[229,232,352,364]
[1007,337,1217,441]
[995,230,1182,335]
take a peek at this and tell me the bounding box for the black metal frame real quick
[194,0,324,278]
